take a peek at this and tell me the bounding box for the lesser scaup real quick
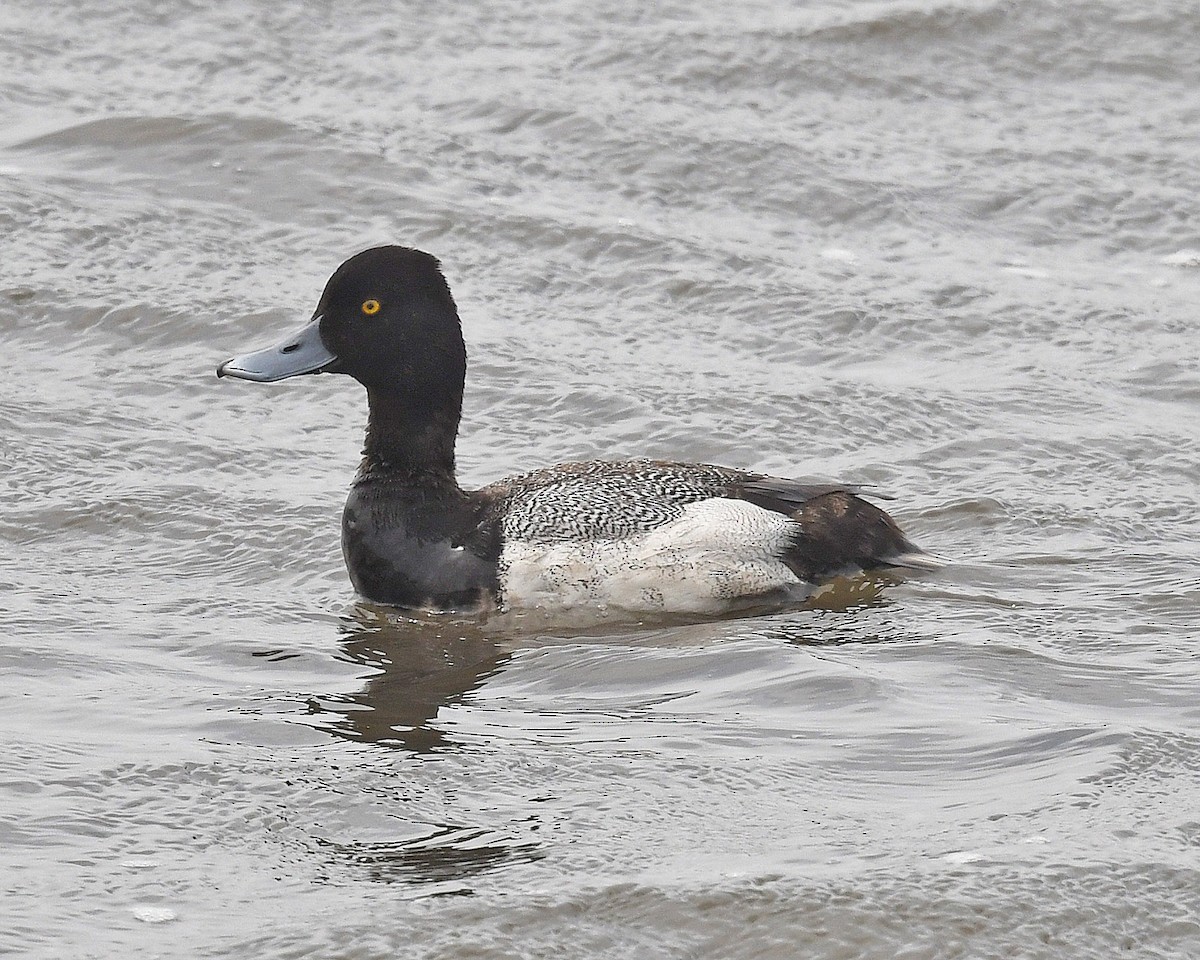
[217,245,928,614]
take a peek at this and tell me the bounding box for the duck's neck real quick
[360,387,461,488]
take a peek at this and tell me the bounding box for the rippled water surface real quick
[2,1,1199,957]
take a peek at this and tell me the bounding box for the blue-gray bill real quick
[216,316,338,382]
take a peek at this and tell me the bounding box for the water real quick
[2,0,1199,957]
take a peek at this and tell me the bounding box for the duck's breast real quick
[342,482,501,609]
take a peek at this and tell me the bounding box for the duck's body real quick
[218,246,927,616]
[343,456,917,613]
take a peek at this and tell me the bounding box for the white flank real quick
[499,498,803,614]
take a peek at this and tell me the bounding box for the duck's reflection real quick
[298,587,916,887]
[316,825,543,887]
[317,603,514,753]
[299,606,545,889]
[313,573,917,752]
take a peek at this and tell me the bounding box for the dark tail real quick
[783,491,932,582]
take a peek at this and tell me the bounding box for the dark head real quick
[218,246,468,475]
[218,245,464,395]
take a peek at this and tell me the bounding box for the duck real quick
[217,245,929,615]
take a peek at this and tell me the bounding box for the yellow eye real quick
[361,299,381,316]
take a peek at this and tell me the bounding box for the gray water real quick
[2,1,1199,957]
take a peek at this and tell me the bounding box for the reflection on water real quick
[317,825,543,887]
[313,605,514,753]
[299,608,544,889]
[309,573,918,754]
